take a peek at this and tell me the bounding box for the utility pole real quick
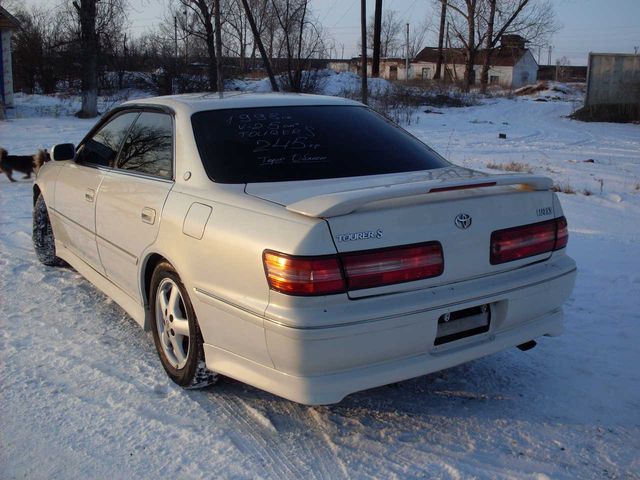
[405,23,410,82]
[372,0,382,77]
[547,45,552,65]
[360,0,368,104]
[341,43,345,59]
[537,46,541,64]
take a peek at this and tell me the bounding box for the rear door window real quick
[76,112,139,167]
[191,105,449,183]
[115,112,174,179]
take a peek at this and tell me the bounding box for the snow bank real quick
[9,90,151,119]
[226,70,392,96]
[321,70,391,96]
[514,81,585,102]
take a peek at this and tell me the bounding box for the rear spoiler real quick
[286,174,553,218]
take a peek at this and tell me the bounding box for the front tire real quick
[150,262,217,389]
[33,193,66,267]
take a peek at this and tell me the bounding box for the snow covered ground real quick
[1,88,639,479]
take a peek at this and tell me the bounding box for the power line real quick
[332,0,358,28]
[400,0,420,18]
[320,0,343,24]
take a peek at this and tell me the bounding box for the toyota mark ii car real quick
[33,93,577,405]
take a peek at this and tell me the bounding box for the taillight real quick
[263,251,345,296]
[342,242,443,290]
[491,216,568,265]
[263,242,444,296]
[555,216,568,250]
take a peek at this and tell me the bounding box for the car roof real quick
[122,92,363,115]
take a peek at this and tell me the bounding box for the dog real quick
[0,148,50,182]
[33,149,50,173]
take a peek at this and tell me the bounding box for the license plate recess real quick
[434,304,491,346]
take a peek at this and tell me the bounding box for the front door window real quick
[76,112,139,167]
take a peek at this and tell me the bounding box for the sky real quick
[27,0,640,66]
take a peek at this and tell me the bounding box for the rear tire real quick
[33,194,66,267]
[150,261,217,389]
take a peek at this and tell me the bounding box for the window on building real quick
[490,75,500,84]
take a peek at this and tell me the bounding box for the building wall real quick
[328,61,350,73]
[410,61,467,82]
[1,28,14,107]
[511,50,538,88]
[410,61,517,87]
[585,53,640,107]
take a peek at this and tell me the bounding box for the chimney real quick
[500,35,526,49]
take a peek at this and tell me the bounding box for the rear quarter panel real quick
[148,185,336,366]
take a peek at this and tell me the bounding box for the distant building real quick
[413,35,538,88]
[0,5,19,108]
[346,57,411,80]
[538,65,587,83]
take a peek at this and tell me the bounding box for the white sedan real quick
[33,93,576,405]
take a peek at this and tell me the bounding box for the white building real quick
[412,35,538,89]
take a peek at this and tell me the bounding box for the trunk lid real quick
[246,167,558,298]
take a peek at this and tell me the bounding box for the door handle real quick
[85,188,95,202]
[141,207,156,225]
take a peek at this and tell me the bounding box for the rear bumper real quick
[204,254,576,405]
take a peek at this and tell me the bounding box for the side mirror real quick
[51,143,76,161]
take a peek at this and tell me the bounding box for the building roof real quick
[0,6,20,30]
[414,46,529,67]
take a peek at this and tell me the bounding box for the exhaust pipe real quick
[517,340,537,351]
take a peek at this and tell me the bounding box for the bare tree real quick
[270,0,326,92]
[407,17,430,59]
[66,0,126,114]
[73,0,99,117]
[447,0,556,91]
[434,0,447,80]
[479,0,557,92]
[365,9,403,57]
[240,0,279,90]
[213,0,223,92]
[479,0,496,92]
[446,0,483,91]
[11,6,60,93]
[224,0,250,72]
[177,0,219,90]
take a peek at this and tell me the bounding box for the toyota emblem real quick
[454,213,472,229]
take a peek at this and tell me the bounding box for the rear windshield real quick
[191,105,449,183]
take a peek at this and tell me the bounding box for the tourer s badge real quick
[335,229,383,242]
